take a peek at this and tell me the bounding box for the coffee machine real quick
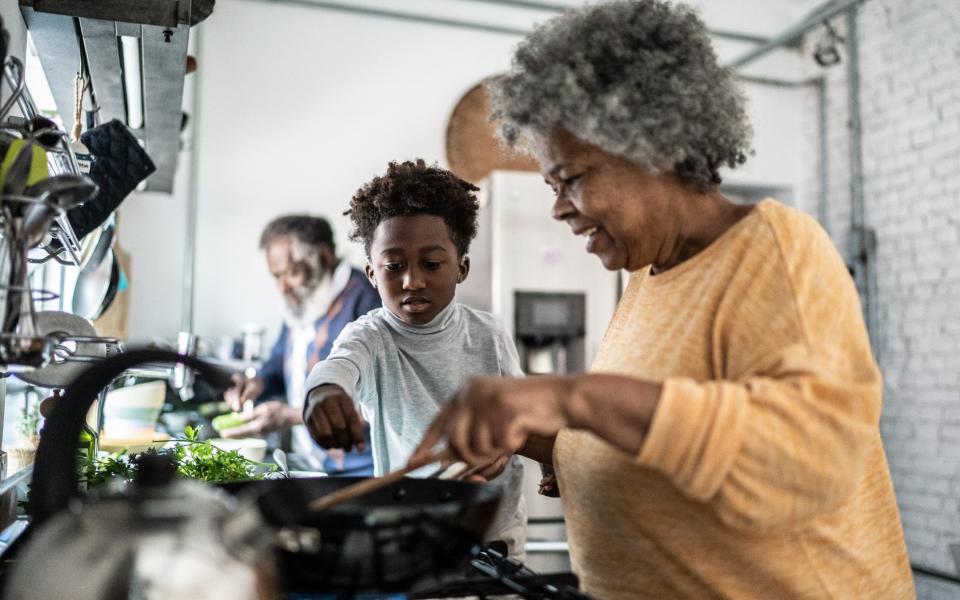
[514,291,585,375]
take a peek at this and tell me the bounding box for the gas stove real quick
[284,545,588,600]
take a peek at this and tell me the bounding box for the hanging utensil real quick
[93,249,120,320]
[71,223,115,319]
[14,311,110,388]
[21,174,97,248]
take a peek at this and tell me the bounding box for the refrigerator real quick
[457,170,620,571]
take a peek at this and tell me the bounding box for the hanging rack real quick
[1,56,84,267]
[0,55,121,375]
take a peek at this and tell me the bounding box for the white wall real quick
[0,2,27,68]
[190,0,525,345]
[116,0,817,347]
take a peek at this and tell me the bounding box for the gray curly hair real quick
[488,0,752,192]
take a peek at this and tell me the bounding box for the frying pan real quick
[72,224,116,319]
[94,250,120,320]
[30,350,502,594]
[221,476,500,593]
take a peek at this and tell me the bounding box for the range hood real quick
[19,0,207,193]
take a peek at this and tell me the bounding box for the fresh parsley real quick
[79,425,274,489]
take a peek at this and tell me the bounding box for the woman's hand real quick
[409,373,662,471]
[305,384,367,451]
[409,375,571,468]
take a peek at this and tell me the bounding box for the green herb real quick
[18,396,41,443]
[79,425,274,488]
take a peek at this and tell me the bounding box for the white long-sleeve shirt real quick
[304,301,525,539]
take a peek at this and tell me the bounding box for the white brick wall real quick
[797,1,960,596]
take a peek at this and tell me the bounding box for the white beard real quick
[282,271,334,330]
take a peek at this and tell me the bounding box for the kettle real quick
[3,349,276,600]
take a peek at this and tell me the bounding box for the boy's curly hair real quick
[488,0,752,192]
[346,159,480,258]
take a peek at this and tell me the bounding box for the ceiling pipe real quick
[456,0,774,44]
[727,0,865,69]
[259,0,529,36]
[258,0,772,44]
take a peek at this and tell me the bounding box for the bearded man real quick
[223,215,379,474]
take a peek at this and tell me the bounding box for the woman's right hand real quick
[304,384,366,451]
[409,375,571,469]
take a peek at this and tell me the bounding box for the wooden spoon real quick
[307,447,450,512]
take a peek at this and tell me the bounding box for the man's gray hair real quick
[260,215,336,266]
[488,0,752,192]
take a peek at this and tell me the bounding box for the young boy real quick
[302,159,526,556]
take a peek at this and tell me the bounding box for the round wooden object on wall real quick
[445,79,539,184]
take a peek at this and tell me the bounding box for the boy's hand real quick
[305,384,367,451]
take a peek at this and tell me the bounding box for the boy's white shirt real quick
[303,300,526,541]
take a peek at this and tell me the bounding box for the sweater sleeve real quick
[637,212,882,533]
[303,316,379,419]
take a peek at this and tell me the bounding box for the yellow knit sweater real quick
[554,200,914,599]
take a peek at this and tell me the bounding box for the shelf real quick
[19,0,193,193]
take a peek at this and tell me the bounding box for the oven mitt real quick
[63,119,156,242]
[191,0,216,25]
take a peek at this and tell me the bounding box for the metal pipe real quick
[737,74,819,88]
[455,0,574,11]
[0,378,5,450]
[454,0,773,44]
[182,26,202,333]
[816,77,829,234]
[255,0,774,43]
[728,0,864,69]
[843,6,878,356]
[258,0,529,36]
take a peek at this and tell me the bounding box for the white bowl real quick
[208,437,268,462]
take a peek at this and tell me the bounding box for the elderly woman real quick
[410,1,914,597]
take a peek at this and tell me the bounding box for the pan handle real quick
[30,348,233,524]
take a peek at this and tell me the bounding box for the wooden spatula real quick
[307,447,451,512]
